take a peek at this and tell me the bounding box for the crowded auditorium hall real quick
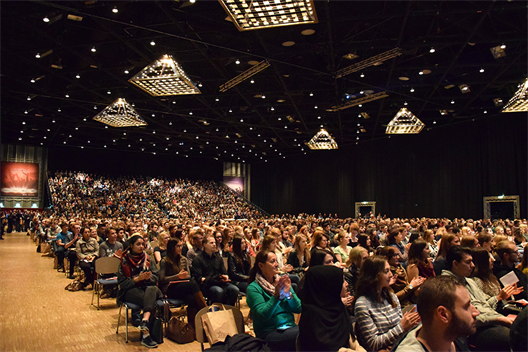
[1,1,527,352]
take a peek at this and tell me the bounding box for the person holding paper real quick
[159,238,207,329]
[493,241,528,301]
[441,246,513,352]
[76,227,99,289]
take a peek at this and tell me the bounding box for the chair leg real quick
[90,282,96,307]
[96,283,100,309]
[125,305,129,343]
[116,304,122,334]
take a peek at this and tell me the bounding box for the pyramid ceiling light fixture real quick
[220,60,270,92]
[93,98,147,127]
[502,77,528,112]
[336,48,402,78]
[219,0,318,31]
[386,107,425,134]
[129,54,201,96]
[328,91,388,111]
[305,129,338,150]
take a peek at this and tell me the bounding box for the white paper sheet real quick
[499,271,519,286]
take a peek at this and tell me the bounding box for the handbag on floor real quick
[166,315,195,344]
[65,278,83,291]
[151,317,164,345]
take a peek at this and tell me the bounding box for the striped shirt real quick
[354,292,404,351]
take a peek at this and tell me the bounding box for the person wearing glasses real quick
[493,241,527,301]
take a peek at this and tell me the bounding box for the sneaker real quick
[68,275,75,280]
[138,320,149,332]
[141,335,158,349]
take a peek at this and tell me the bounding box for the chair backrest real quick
[249,256,256,268]
[95,256,121,275]
[150,240,159,250]
[222,257,229,270]
[195,304,245,347]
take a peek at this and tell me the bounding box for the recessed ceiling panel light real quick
[220,0,318,31]
[301,29,315,35]
[129,54,201,96]
[93,98,147,127]
[502,77,528,112]
[386,107,425,134]
[398,76,409,81]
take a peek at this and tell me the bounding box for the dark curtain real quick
[251,115,527,219]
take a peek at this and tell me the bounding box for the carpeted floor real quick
[0,232,249,352]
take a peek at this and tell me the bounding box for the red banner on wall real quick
[1,162,39,197]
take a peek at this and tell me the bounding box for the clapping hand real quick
[137,271,152,281]
[401,306,421,331]
[341,292,354,307]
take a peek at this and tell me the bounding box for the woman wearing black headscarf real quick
[299,265,364,351]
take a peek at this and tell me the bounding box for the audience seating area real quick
[1,171,527,351]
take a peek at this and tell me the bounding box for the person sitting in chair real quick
[117,234,163,349]
[191,233,239,306]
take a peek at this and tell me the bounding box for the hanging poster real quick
[1,162,39,197]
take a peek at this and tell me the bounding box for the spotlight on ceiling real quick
[490,45,506,59]
[493,98,504,107]
[336,48,402,78]
[220,60,270,92]
[329,91,388,111]
[458,84,471,94]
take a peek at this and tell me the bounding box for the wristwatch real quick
[408,284,414,290]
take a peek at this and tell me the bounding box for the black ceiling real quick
[2,0,526,162]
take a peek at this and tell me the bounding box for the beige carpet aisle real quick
[0,232,248,352]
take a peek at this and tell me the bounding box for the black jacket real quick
[191,250,227,290]
[492,262,528,300]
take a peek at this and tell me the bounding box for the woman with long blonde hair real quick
[287,235,310,278]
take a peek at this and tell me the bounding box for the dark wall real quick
[48,147,223,181]
[251,114,528,219]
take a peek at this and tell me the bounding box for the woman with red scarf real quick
[117,234,162,348]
